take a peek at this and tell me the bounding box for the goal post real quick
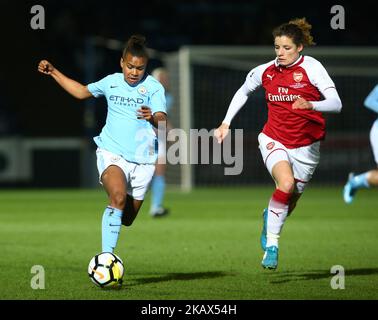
[178,47,194,192]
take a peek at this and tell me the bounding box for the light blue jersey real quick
[87,73,166,164]
[364,84,378,114]
[165,92,174,113]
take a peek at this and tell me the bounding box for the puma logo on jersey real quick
[267,74,274,81]
[270,209,284,217]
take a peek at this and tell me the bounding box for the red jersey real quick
[245,55,336,148]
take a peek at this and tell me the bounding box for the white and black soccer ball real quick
[88,252,124,288]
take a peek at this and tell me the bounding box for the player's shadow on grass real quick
[267,268,378,284]
[127,271,233,287]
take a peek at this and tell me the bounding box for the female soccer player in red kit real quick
[215,18,342,269]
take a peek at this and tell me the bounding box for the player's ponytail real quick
[273,17,316,47]
[123,34,149,59]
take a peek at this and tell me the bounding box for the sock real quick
[150,175,166,213]
[351,172,370,189]
[102,206,123,253]
[266,189,292,248]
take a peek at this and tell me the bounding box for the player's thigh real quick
[271,161,295,192]
[96,148,127,191]
[289,141,320,192]
[101,165,127,198]
[258,133,293,186]
[128,163,155,201]
[282,142,320,194]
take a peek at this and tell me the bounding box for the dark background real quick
[0,0,377,187]
[0,0,377,138]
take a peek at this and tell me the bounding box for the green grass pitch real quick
[0,186,377,300]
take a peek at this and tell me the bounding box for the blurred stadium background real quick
[0,0,377,190]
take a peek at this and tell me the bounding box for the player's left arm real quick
[293,59,342,113]
[292,87,342,113]
[137,106,167,128]
[139,84,167,128]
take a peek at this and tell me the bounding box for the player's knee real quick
[110,191,127,209]
[278,179,295,194]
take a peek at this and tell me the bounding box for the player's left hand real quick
[292,97,314,110]
[137,106,153,121]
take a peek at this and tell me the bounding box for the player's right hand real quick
[38,60,55,75]
[214,123,230,144]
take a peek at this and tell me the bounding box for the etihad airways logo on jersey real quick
[268,87,301,102]
[109,95,145,106]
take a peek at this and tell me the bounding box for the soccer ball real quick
[88,252,124,288]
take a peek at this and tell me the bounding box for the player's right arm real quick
[38,60,92,100]
[214,65,264,144]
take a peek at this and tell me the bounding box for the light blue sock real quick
[150,175,166,212]
[351,172,370,189]
[101,206,123,253]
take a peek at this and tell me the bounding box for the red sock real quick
[272,189,292,205]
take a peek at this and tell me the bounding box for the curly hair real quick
[273,17,316,47]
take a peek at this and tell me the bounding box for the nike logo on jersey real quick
[110,85,118,88]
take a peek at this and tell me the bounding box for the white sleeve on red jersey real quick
[222,84,250,125]
[303,56,335,92]
[311,87,342,113]
[222,61,272,125]
[303,56,342,113]
[245,61,273,92]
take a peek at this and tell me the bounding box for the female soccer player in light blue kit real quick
[38,35,167,254]
[343,84,378,203]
